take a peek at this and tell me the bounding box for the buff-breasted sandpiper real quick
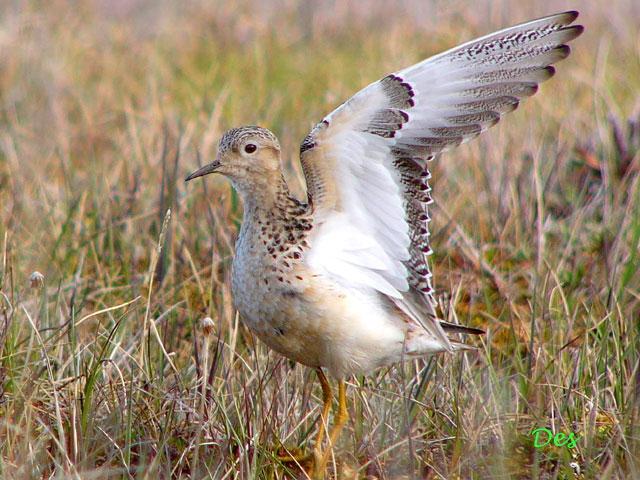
[186,11,583,478]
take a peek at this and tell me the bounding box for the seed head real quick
[201,317,215,338]
[28,271,44,290]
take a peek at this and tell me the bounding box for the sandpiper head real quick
[185,126,281,186]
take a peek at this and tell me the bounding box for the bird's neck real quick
[236,171,296,220]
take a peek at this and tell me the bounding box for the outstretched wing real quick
[301,11,582,348]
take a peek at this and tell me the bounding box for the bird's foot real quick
[274,445,325,478]
[310,447,324,479]
[274,445,310,462]
[274,445,317,472]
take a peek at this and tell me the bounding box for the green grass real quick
[1,1,639,478]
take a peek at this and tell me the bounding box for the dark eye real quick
[244,143,257,154]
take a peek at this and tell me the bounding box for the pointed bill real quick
[185,160,221,182]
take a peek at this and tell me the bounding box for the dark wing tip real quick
[564,10,580,22]
[542,65,556,80]
[554,44,572,61]
[560,24,585,42]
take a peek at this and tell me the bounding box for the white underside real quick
[300,276,449,378]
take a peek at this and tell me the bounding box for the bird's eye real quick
[244,143,257,154]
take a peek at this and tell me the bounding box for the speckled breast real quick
[229,211,321,367]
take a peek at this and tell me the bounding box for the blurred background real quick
[1,0,638,269]
[1,0,639,478]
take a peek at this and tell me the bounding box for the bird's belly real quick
[231,264,407,378]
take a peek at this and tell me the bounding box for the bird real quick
[186,11,582,478]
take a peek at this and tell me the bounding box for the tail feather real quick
[451,341,480,352]
[439,320,485,335]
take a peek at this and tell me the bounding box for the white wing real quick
[300,11,582,346]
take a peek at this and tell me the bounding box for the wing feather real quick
[301,11,582,346]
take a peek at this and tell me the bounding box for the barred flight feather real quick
[301,11,582,345]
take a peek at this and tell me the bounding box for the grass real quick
[1,0,639,478]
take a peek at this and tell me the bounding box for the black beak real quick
[185,160,221,182]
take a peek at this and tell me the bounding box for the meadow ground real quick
[1,0,639,478]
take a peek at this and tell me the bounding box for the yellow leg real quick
[313,379,348,479]
[277,369,333,473]
[314,368,333,457]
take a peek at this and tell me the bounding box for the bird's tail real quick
[439,320,485,335]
